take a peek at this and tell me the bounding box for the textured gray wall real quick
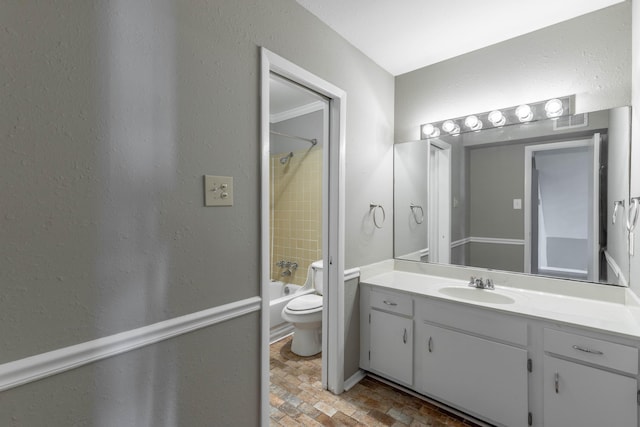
[606,108,631,286]
[0,0,393,423]
[0,313,260,427]
[468,243,525,273]
[632,1,640,295]
[469,144,525,240]
[343,277,360,380]
[394,140,429,258]
[395,3,631,143]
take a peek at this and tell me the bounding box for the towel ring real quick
[410,203,424,224]
[613,200,624,225]
[369,203,386,229]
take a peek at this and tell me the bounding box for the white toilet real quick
[281,260,323,356]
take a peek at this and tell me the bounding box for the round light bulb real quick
[422,124,440,138]
[488,110,506,127]
[442,120,460,135]
[544,98,564,118]
[515,104,533,122]
[464,115,483,131]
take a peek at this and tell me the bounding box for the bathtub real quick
[269,281,304,342]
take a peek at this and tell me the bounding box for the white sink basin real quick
[439,287,515,305]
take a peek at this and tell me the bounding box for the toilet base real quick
[290,322,322,356]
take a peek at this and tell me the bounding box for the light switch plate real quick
[204,175,233,206]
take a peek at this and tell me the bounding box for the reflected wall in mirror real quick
[394,107,631,286]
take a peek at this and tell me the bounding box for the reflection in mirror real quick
[394,107,631,286]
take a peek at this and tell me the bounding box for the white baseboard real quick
[368,373,493,427]
[451,236,524,247]
[0,296,261,393]
[343,369,366,391]
[269,324,294,344]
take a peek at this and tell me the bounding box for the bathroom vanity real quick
[359,267,640,427]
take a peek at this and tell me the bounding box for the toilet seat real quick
[285,294,322,313]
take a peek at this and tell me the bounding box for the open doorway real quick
[267,73,328,345]
[524,136,601,281]
[260,48,346,426]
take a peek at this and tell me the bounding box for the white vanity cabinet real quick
[370,309,413,385]
[415,298,529,427]
[543,329,638,427]
[359,279,640,426]
[362,287,414,386]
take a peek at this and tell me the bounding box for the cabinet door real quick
[544,355,637,427]
[370,309,413,385]
[416,323,528,427]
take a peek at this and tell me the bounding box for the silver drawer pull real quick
[572,345,604,355]
[383,300,398,306]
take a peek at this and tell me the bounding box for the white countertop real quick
[362,270,640,340]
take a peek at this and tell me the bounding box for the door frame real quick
[428,139,451,264]
[260,48,346,426]
[523,137,599,278]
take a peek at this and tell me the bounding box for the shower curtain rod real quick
[269,130,318,146]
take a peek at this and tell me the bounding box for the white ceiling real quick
[270,77,316,116]
[295,0,625,76]
[270,75,325,120]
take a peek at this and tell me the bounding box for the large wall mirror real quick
[394,106,631,286]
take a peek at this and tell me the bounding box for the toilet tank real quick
[311,260,323,294]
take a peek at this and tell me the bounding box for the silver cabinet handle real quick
[572,345,604,355]
[428,337,433,353]
[383,300,397,306]
[554,372,559,394]
[403,328,407,344]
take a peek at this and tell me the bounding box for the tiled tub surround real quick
[270,146,323,286]
[359,260,640,427]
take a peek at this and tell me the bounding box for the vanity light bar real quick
[420,95,574,139]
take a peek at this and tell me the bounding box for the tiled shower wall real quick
[270,146,322,286]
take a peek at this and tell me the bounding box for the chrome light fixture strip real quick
[420,95,575,139]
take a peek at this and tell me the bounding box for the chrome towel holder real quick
[627,197,640,256]
[612,200,624,225]
[627,197,640,232]
[369,203,386,229]
[410,202,424,224]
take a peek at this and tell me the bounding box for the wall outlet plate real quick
[204,175,233,206]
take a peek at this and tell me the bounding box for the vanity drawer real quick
[544,329,638,375]
[417,298,527,346]
[370,289,413,316]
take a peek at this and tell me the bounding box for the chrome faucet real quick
[276,260,299,277]
[468,276,494,290]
